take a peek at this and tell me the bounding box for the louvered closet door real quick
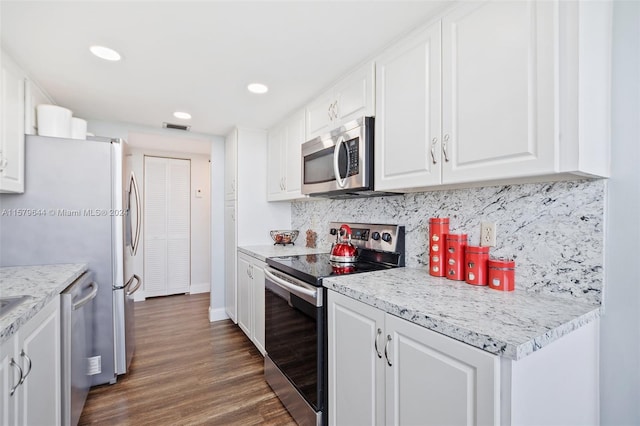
[144,156,191,297]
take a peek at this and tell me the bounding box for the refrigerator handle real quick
[129,171,142,256]
[126,274,142,296]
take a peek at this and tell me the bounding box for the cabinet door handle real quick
[9,358,23,396]
[328,101,338,120]
[384,335,392,367]
[442,134,450,162]
[282,177,286,191]
[430,137,438,164]
[374,328,383,358]
[19,350,32,384]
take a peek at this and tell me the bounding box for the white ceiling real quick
[1,1,450,137]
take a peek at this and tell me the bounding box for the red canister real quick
[429,218,449,277]
[465,245,490,286]
[445,233,468,281]
[488,258,516,291]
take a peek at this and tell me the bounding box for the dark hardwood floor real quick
[79,293,296,425]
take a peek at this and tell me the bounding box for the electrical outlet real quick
[480,222,497,247]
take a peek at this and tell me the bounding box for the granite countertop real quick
[323,267,600,361]
[238,244,328,262]
[0,264,88,344]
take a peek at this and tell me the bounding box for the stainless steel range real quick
[264,222,405,426]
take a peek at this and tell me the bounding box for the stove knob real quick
[371,232,381,241]
[330,228,338,236]
[382,232,392,243]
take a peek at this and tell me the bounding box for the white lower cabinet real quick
[0,296,61,426]
[328,290,498,426]
[328,290,601,426]
[237,252,266,355]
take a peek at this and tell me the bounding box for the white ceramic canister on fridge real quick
[71,117,87,140]
[37,104,72,138]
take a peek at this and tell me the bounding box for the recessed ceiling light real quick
[247,83,268,94]
[89,45,121,61]
[173,111,192,120]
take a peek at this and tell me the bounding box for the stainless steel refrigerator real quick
[0,135,142,390]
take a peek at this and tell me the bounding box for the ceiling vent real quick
[163,122,191,131]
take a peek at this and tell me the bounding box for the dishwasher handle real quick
[73,282,98,310]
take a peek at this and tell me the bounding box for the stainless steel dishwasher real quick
[61,272,98,426]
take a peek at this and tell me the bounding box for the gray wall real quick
[600,1,640,424]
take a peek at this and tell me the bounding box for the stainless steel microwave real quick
[301,117,376,198]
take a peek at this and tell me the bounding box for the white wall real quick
[237,127,291,245]
[600,2,640,424]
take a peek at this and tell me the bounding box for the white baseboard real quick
[133,291,145,302]
[209,306,229,322]
[189,282,210,294]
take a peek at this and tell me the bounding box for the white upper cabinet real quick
[375,22,442,191]
[374,0,611,193]
[0,51,26,193]
[306,62,375,140]
[267,109,306,201]
[441,0,555,184]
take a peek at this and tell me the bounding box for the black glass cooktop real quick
[266,253,394,286]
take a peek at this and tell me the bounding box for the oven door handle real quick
[264,268,318,300]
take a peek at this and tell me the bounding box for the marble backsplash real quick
[291,179,606,305]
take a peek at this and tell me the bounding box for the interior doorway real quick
[144,155,191,297]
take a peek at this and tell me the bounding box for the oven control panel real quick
[329,222,405,254]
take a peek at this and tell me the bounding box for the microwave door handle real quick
[333,135,349,188]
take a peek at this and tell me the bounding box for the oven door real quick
[301,117,372,196]
[264,267,324,416]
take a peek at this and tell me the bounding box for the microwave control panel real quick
[346,139,359,177]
